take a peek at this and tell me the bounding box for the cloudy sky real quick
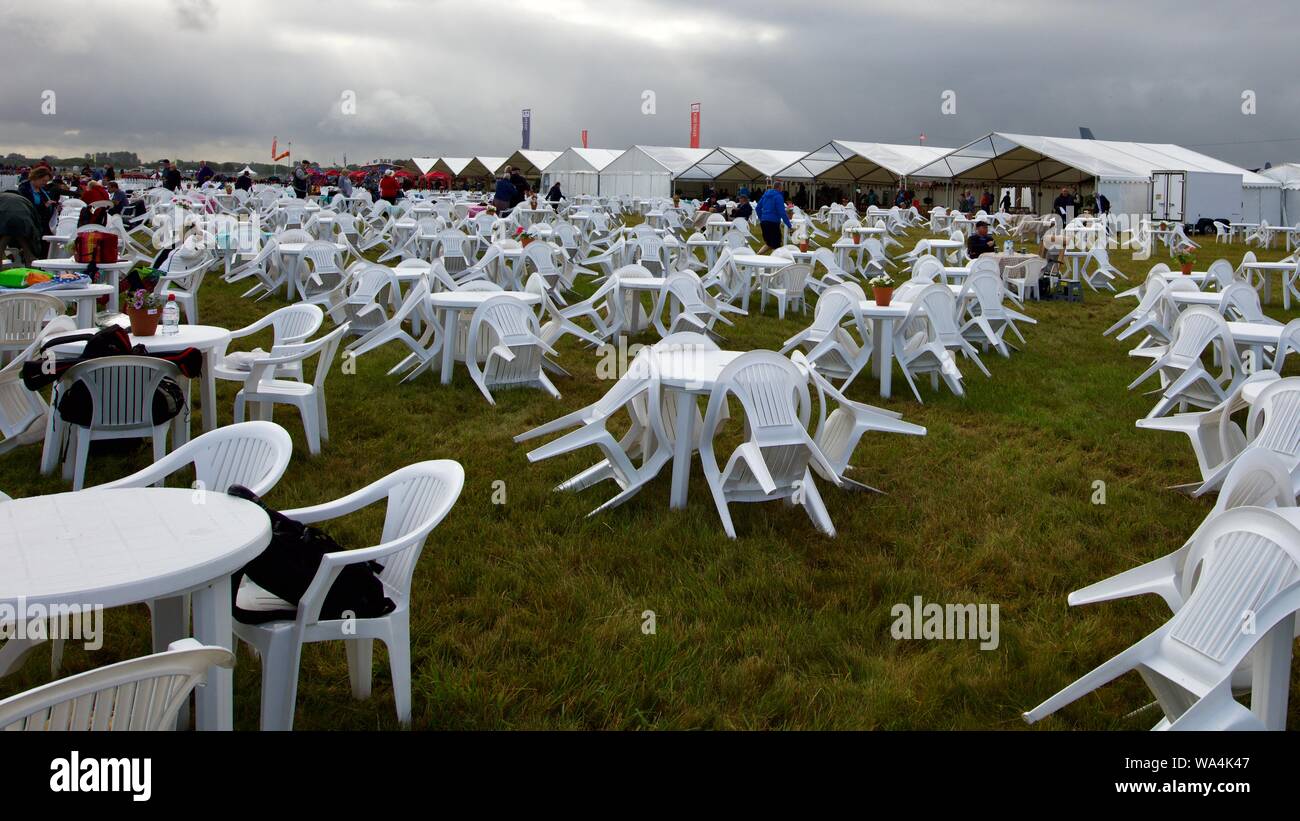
[2,0,1296,169]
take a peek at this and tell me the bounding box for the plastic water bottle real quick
[161,294,180,335]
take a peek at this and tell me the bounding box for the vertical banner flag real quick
[522,109,532,149]
[689,103,701,149]
[581,130,588,148]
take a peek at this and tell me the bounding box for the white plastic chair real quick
[212,304,325,390]
[0,316,76,456]
[1025,506,1300,730]
[0,639,233,731]
[464,295,561,405]
[55,355,182,490]
[1129,306,1242,419]
[1195,377,1300,498]
[92,420,293,496]
[0,293,66,365]
[893,284,985,402]
[796,353,926,492]
[234,324,350,455]
[697,351,841,538]
[759,262,810,319]
[780,285,872,390]
[233,460,465,730]
[522,351,669,514]
[1070,448,1296,612]
[958,272,1037,357]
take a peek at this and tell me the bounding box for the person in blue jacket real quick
[755,181,792,254]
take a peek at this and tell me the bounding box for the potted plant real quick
[516,226,532,247]
[869,273,896,307]
[123,288,164,336]
[1175,250,1195,275]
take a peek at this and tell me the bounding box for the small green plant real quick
[868,273,895,289]
[1174,250,1196,265]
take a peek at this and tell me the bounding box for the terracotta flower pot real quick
[873,286,894,307]
[799,242,809,252]
[125,305,161,336]
[1181,262,1194,275]
[522,236,534,247]
[853,234,861,244]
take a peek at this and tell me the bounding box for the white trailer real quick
[1150,170,1242,225]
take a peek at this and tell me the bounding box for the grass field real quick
[3,220,1299,730]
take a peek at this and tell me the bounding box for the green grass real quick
[3,223,1299,730]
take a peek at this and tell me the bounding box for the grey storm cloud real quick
[1,0,1296,168]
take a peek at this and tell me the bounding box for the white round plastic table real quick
[32,284,115,329]
[49,321,231,436]
[730,253,793,311]
[649,346,745,509]
[275,242,347,300]
[615,276,668,332]
[426,290,541,384]
[925,239,964,265]
[1241,260,1300,308]
[33,259,135,315]
[0,487,271,730]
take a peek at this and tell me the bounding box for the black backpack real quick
[29,324,190,428]
[227,485,396,624]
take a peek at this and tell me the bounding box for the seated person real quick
[106,182,130,215]
[730,194,752,221]
[966,221,996,259]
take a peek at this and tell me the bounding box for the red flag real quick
[581,130,588,148]
[689,103,701,149]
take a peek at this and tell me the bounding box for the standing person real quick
[378,169,402,204]
[104,164,116,182]
[292,160,311,199]
[0,192,45,267]
[1052,187,1075,222]
[161,159,182,192]
[546,180,564,203]
[755,181,792,254]
[337,173,353,198]
[18,166,57,229]
[980,189,993,212]
[999,190,1012,211]
[1092,190,1110,215]
[195,159,215,186]
[508,166,529,207]
[234,169,253,191]
[492,172,515,214]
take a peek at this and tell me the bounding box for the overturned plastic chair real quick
[1025,506,1300,730]
[697,351,842,538]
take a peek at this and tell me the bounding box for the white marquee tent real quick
[412,157,438,174]
[504,149,563,180]
[540,147,624,196]
[461,156,507,178]
[433,157,474,177]
[677,147,811,184]
[598,145,712,198]
[1261,163,1300,223]
[777,141,953,186]
[911,133,1281,222]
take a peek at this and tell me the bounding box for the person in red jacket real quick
[378,170,402,204]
